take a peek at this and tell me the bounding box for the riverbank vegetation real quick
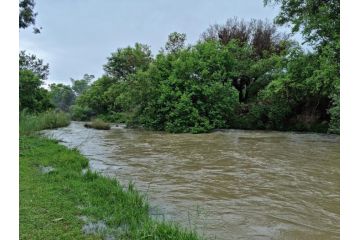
[19,1,339,134]
[20,110,70,136]
[29,1,336,134]
[84,119,111,130]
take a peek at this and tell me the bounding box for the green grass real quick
[84,119,111,130]
[20,110,71,135]
[20,136,201,239]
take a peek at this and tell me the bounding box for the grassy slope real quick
[20,130,201,239]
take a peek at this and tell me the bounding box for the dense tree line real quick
[20,0,339,134]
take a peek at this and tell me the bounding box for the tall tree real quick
[103,43,152,80]
[264,0,340,133]
[19,51,49,80]
[201,18,289,57]
[264,0,339,48]
[19,69,52,112]
[165,32,187,53]
[49,84,76,112]
[201,18,291,101]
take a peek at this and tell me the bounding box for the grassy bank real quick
[20,110,71,136]
[20,112,201,239]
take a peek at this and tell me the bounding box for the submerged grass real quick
[84,119,111,130]
[19,112,201,239]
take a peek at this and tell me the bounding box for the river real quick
[43,121,339,240]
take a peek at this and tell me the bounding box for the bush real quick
[84,119,111,130]
[97,112,130,123]
[69,105,93,121]
[19,69,53,113]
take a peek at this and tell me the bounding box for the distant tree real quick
[75,75,117,115]
[165,32,187,53]
[71,74,94,96]
[103,43,152,80]
[19,0,41,33]
[49,84,76,112]
[19,50,49,80]
[19,69,52,112]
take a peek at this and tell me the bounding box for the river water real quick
[43,121,339,240]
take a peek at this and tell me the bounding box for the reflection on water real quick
[43,122,339,240]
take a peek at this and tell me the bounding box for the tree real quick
[103,43,152,80]
[19,0,41,33]
[264,0,339,48]
[125,41,239,133]
[19,69,52,112]
[264,0,340,133]
[19,50,49,80]
[49,84,76,112]
[71,74,94,96]
[165,32,187,53]
[201,18,290,58]
[201,18,292,102]
[75,75,117,115]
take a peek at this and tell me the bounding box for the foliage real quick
[49,83,76,111]
[165,32,187,53]
[236,48,332,131]
[201,18,291,58]
[264,0,339,48]
[263,0,340,133]
[20,110,70,135]
[19,50,49,80]
[69,104,93,121]
[71,73,94,96]
[74,75,118,115]
[19,69,52,113]
[19,0,40,33]
[328,92,339,134]
[84,119,111,130]
[125,41,240,133]
[68,12,339,134]
[103,43,152,80]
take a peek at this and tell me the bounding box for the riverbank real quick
[19,112,201,239]
[20,135,201,239]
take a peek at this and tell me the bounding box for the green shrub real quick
[328,93,340,134]
[69,104,93,121]
[97,112,130,123]
[84,119,111,130]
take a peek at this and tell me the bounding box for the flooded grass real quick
[20,135,201,239]
[84,119,111,130]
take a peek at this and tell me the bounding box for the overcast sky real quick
[19,0,284,85]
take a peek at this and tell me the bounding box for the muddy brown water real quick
[43,121,339,240]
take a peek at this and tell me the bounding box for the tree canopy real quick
[19,51,49,80]
[19,0,41,33]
